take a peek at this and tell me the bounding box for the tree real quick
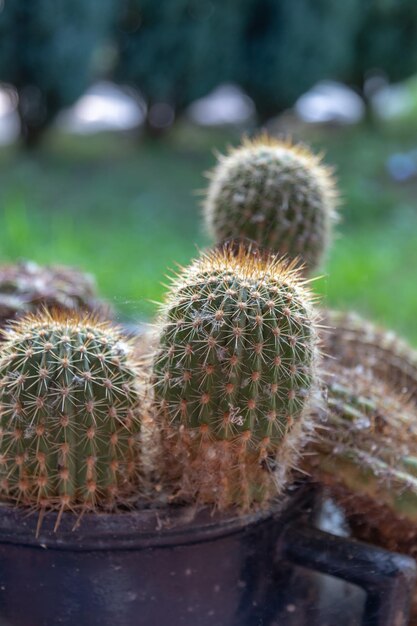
[0,0,116,147]
[116,0,417,128]
[240,0,362,120]
[352,0,417,85]
[115,0,249,129]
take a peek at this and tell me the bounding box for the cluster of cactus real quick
[0,130,415,584]
[0,240,323,528]
[203,136,338,275]
[152,245,319,509]
[200,135,417,616]
[0,260,108,326]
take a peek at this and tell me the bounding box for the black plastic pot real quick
[0,485,414,626]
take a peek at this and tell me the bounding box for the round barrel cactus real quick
[153,245,319,509]
[322,309,417,403]
[0,312,143,525]
[0,261,108,327]
[203,136,338,274]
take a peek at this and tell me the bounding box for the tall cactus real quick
[0,261,108,327]
[203,136,338,274]
[322,309,417,403]
[0,311,143,528]
[152,245,320,510]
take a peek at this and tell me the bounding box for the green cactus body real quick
[153,246,319,509]
[322,309,417,402]
[0,312,142,520]
[204,136,338,274]
[0,261,108,326]
[307,363,417,539]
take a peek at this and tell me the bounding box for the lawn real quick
[0,120,416,343]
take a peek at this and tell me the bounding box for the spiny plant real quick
[0,311,143,531]
[152,245,320,510]
[0,261,108,327]
[305,360,417,619]
[322,309,417,402]
[305,361,417,548]
[203,135,338,275]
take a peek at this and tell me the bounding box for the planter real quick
[0,485,414,626]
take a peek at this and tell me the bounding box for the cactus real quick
[152,245,319,510]
[306,361,417,544]
[0,261,108,327]
[0,311,143,527]
[306,360,417,617]
[203,136,338,274]
[322,309,417,402]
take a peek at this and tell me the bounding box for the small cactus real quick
[0,311,142,527]
[0,261,108,326]
[203,136,338,274]
[322,309,417,402]
[306,362,417,545]
[152,245,319,509]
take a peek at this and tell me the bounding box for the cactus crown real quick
[0,311,142,523]
[204,135,338,274]
[152,246,319,508]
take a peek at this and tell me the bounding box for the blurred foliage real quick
[0,124,415,344]
[115,0,417,123]
[2,0,417,141]
[241,0,361,119]
[0,0,116,146]
[352,0,417,85]
[115,0,362,121]
[116,0,248,118]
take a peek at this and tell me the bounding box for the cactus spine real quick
[0,261,108,327]
[322,309,417,403]
[204,136,338,274]
[0,312,142,525]
[153,245,319,510]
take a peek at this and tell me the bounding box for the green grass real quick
[0,121,416,343]
[319,220,417,339]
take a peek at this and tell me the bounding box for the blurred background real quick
[0,0,416,340]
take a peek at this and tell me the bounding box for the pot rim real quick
[0,483,312,551]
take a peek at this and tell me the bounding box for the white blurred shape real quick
[187,84,255,127]
[295,81,365,125]
[372,83,414,121]
[57,81,145,134]
[317,497,349,537]
[0,86,20,145]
